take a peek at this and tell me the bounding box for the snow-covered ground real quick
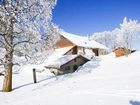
[0,51,140,105]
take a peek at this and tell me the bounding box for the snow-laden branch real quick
[0,59,4,65]
[13,39,31,47]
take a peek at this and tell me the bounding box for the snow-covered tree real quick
[45,23,60,50]
[0,0,57,92]
[118,17,140,53]
[91,17,140,53]
[91,31,114,51]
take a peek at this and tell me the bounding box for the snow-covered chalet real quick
[45,31,108,75]
[55,31,108,57]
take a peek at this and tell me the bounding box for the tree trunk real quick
[2,45,13,92]
[2,40,13,92]
[2,63,13,92]
[2,42,13,92]
[2,17,14,92]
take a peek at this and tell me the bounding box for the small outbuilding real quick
[113,47,137,57]
[45,55,89,75]
[113,47,127,57]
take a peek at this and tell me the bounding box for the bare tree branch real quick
[13,31,24,36]
[13,39,33,47]
[25,54,31,61]
[0,59,4,65]
[3,34,12,48]
[13,63,20,66]
[0,40,5,45]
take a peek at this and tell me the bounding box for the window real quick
[73,65,78,72]
[65,66,70,70]
[74,58,77,62]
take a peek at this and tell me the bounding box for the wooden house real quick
[45,55,89,75]
[55,31,108,57]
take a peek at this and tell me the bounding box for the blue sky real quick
[52,0,140,36]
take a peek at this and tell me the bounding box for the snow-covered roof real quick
[55,46,73,55]
[45,55,88,69]
[44,46,73,64]
[60,31,108,50]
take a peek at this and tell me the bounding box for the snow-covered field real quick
[0,51,140,105]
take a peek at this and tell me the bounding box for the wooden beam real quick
[33,68,37,83]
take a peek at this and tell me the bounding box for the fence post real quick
[33,68,37,83]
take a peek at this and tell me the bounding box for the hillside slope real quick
[0,52,140,105]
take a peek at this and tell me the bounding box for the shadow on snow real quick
[130,100,140,105]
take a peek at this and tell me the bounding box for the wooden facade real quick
[92,48,99,56]
[56,36,74,48]
[60,55,89,74]
[47,55,89,75]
